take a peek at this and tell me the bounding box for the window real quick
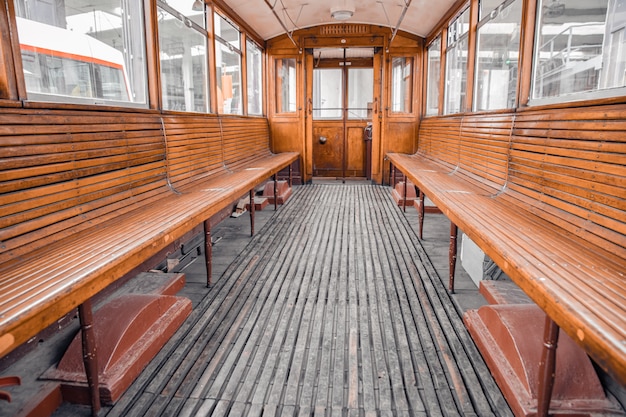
[532,0,626,103]
[15,0,147,106]
[313,68,342,119]
[158,1,209,112]
[426,37,442,115]
[391,57,414,113]
[474,0,523,111]
[348,68,374,119]
[215,13,242,114]
[275,58,297,113]
[444,7,470,114]
[247,40,263,115]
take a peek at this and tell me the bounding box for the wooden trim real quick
[438,27,447,116]
[145,0,161,110]
[414,39,424,134]
[208,2,218,114]
[464,0,479,112]
[0,2,18,101]
[517,0,537,107]
[241,33,249,115]
[5,0,25,101]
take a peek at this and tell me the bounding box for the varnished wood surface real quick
[103,184,512,417]
[388,104,626,386]
[0,108,298,359]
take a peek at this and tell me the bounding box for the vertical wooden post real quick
[417,190,425,240]
[537,317,560,417]
[449,222,458,293]
[78,300,100,417]
[273,174,278,211]
[402,174,408,212]
[204,219,212,287]
[249,189,255,236]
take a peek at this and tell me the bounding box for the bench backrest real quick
[458,114,513,191]
[508,105,626,259]
[0,108,167,264]
[161,114,224,191]
[417,116,463,170]
[162,115,274,191]
[221,116,272,170]
[417,104,626,260]
[418,114,513,192]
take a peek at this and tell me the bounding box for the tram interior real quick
[0,0,625,416]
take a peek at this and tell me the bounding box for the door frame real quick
[303,40,384,181]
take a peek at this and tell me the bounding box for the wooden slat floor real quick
[100,184,512,417]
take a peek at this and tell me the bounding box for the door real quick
[310,49,374,178]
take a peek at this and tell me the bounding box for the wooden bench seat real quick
[387,105,626,416]
[0,108,298,413]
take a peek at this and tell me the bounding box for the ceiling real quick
[220,0,459,40]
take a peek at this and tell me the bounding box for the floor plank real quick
[97,183,512,417]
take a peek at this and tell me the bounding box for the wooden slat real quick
[104,184,511,417]
[0,106,299,362]
[387,103,626,387]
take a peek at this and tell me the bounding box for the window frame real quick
[214,11,243,115]
[246,38,264,116]
[157,0,210,113]
[425,36,442,116]
[14,0,149,108]
[443,5,471,115]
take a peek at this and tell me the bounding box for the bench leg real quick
[273,174,278,211]
[390,163,396,188]
[537,317,560,417]
[249,189,255,236]
[78,300,100,416]
[403,174,408,213]
[417,190,425,240]
[204,220,212,287]
[288,164,293,187]
[449,222,458,293]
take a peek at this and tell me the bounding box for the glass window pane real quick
[348,68,373,119]
[444,37,468,114]
[426,37,441,115]
[214,13,240,50]
[216,42,242,114]
[448,7,471,45]
[158,5,208,112]
[313,68,342,119]
[479,0,506,19]
[445,7,470,114]
[532,0,626,102]
[247,40,263,115]
[15,0,147,105]
[391,57,413,113]
[276,58,297,113]
[161,0,205,27]
[474,0,522,111]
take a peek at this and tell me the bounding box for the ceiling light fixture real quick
[331,6,355,21]
[192,0,203,11]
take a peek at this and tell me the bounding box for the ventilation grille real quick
[319,24,370,36]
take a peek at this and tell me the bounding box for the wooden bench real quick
[162,114,299,282]
[387,105,626,416]
[0,107,298,413]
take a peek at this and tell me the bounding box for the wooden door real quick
[309,50,374,178]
